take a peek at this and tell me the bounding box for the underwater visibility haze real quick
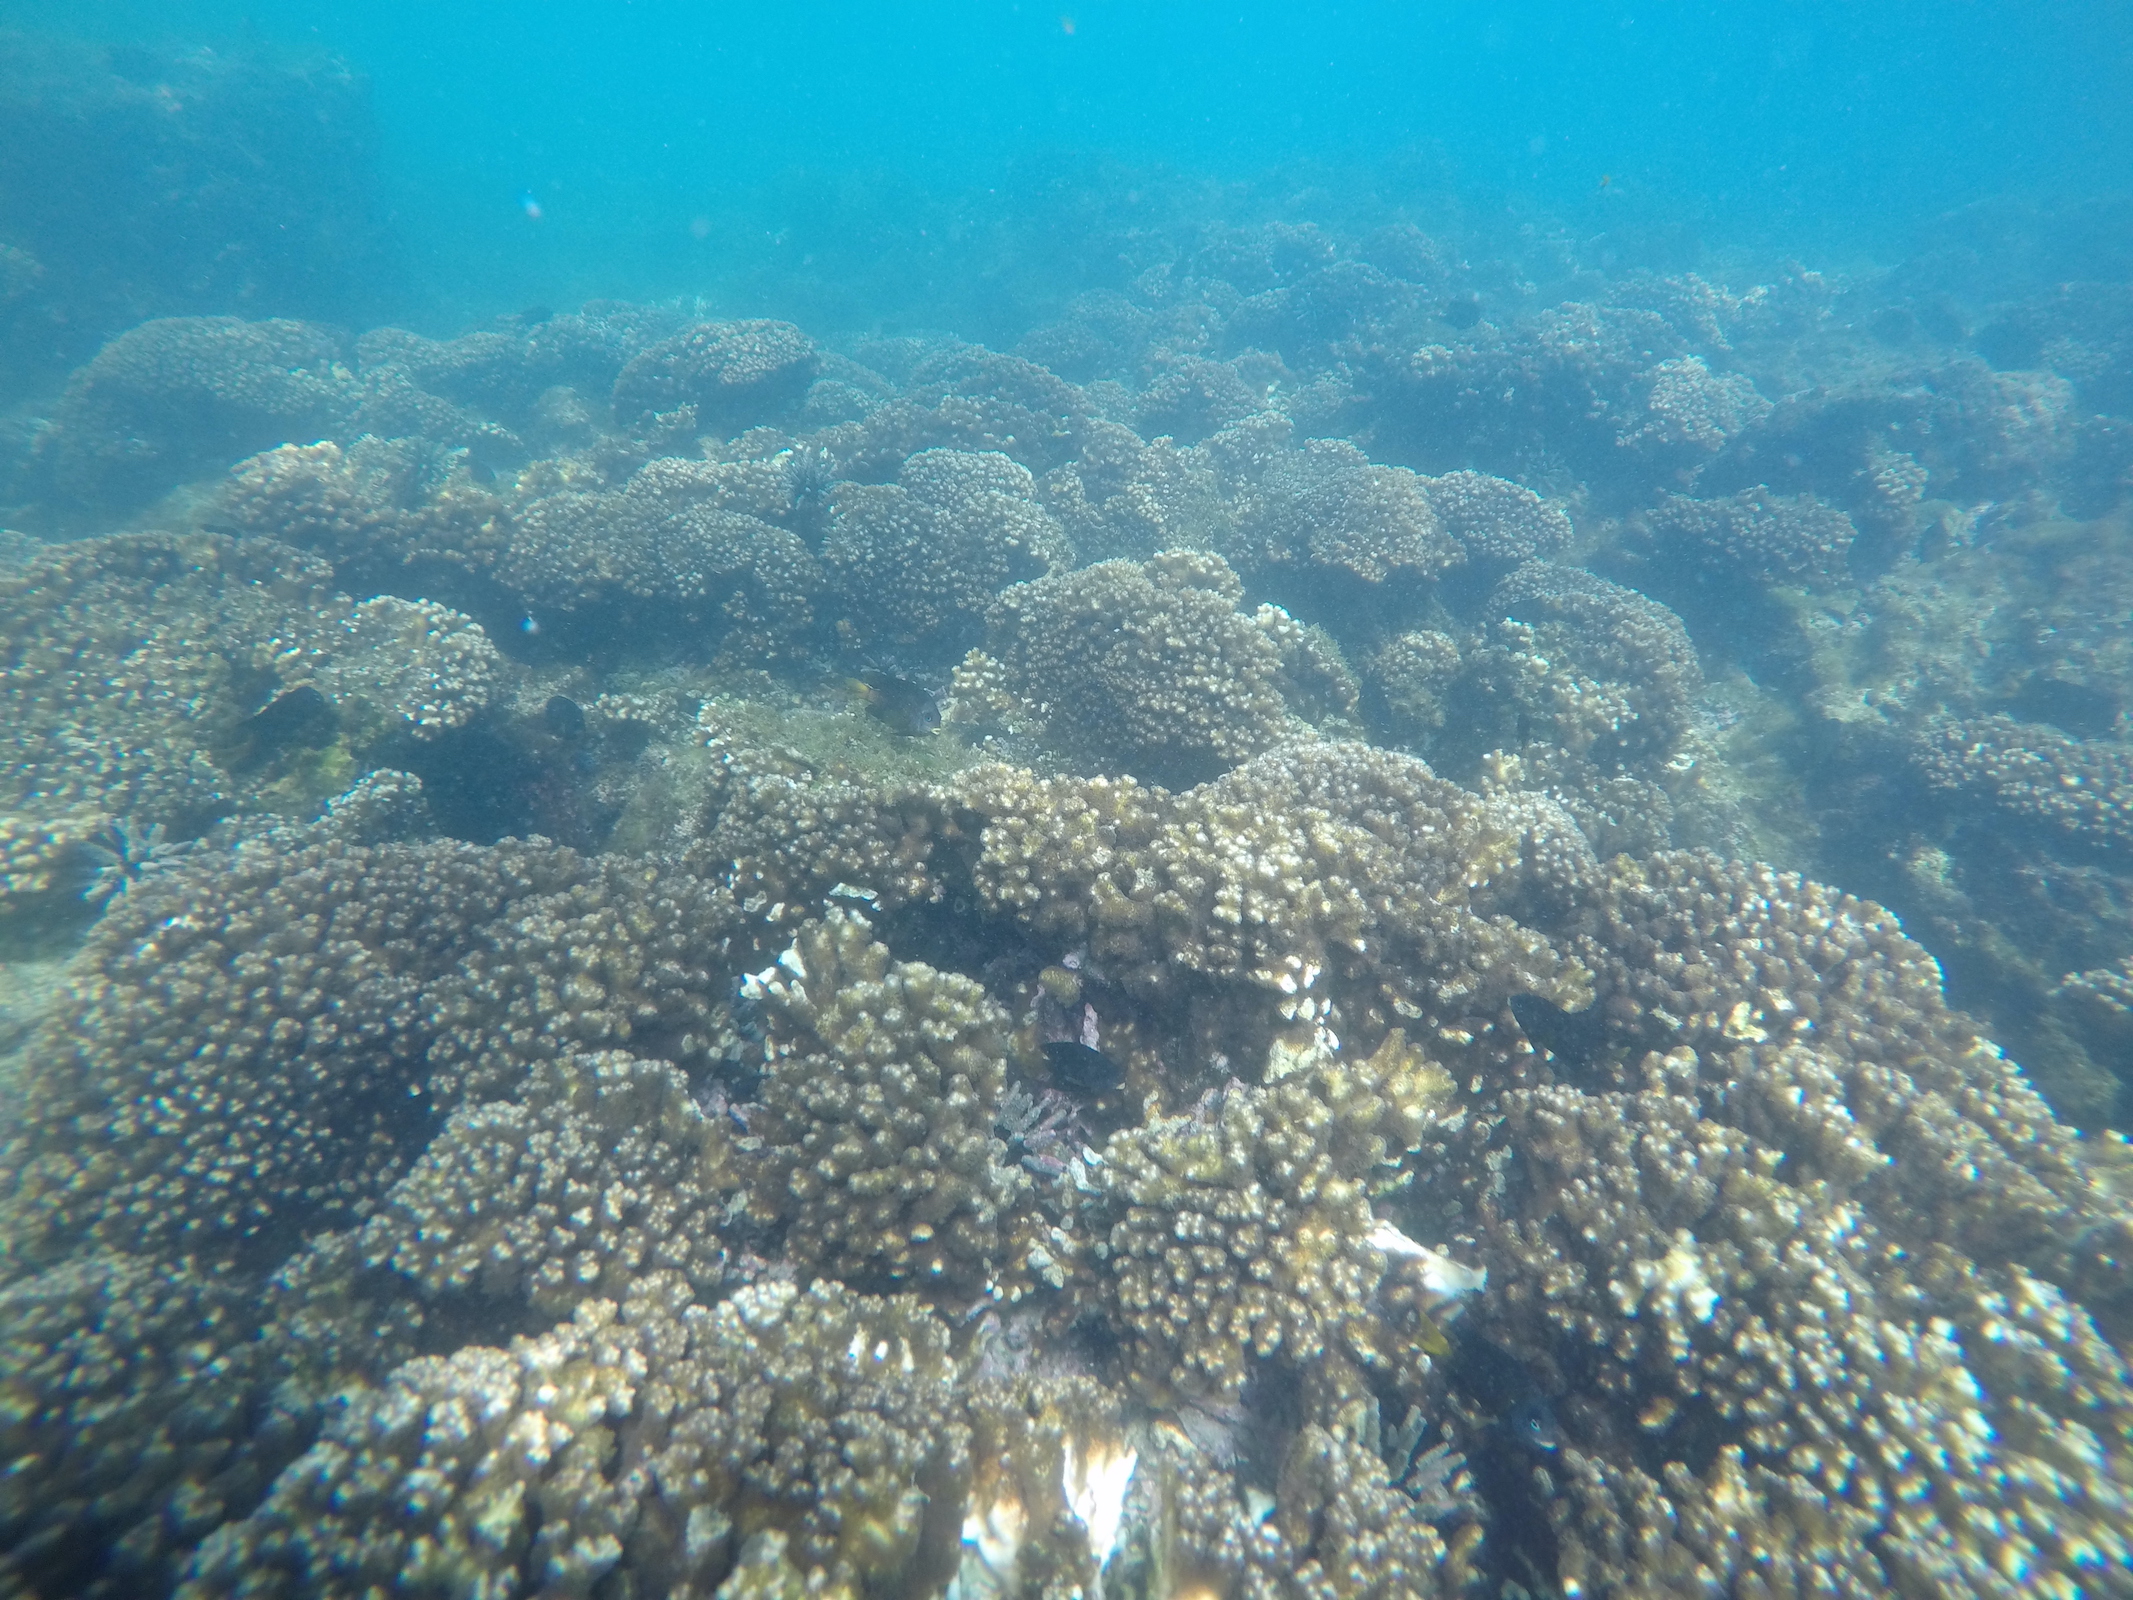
[3,2,2133,1597]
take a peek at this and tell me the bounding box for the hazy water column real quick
[6,0,2127,313]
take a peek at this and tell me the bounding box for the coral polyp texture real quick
[1086,1030,1453,1400]
[32,316,360,509]
[610,317,821,435]
[1265,439,1464,583]
[4,176,2133,1600]
[1448,559,1703,775]
[824,447,1070,652]
[747,910,1028,1294]
[980,548,1302,785]
[0,529,507,918]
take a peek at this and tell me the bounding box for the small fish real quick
[543,694,586,740]
[1043,1039,1122,1096]
[517,189,543,221]
[1598,173,1613,190]
[1509,993,1611,1079]
[521,614,541,636]
[1505,1395,1564,1454]
[848,669,940,735]
[1441,296,1483,330]
[246,685,336,751]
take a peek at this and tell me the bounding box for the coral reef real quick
[1427,848,2133,1597]
[1037,417,1233,564]
[182,1275,976,1600]
[1132,355,1264,443]
[610,317,820,436]
[1242,438,1464,588]
[358,1049,741,1317]
[0,530,506,917]
[504,467,823,654]
[946,738,1593,1036]
[1086,1032,1451,1399]
[1618,354,1772,463]
[1913,713,2133,850]
[981,549,1298,786]
[747,911,1027,1295]
[0,832,741,1263]
[811,344,1093,482]
[1446,560,1702,774]
[0,34,391,388]
[214,434,507,584]
[1362,628,1463,744]
[0,1252,290,1600]
[1646,486,1860,586]
[6,188,2133,1600]
[1418,468,1575,567]
[33,316,358,509]
[824,447,1069,652]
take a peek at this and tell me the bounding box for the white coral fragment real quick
[1062,1434,1139,1575]
[949,1491,1029,1600]
[1368,1220,1488,1304]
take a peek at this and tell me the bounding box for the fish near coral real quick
[849,669,942,735]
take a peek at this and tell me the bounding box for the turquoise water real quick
[3,5,2133,1599]
[11,0,2130,325]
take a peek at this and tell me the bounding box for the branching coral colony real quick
[3,201,2133,1600]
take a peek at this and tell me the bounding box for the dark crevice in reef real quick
[377,715,544,846]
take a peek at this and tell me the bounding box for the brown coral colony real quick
[2,207,2132,1600]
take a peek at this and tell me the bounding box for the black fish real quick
[1440,295,1483,329]
[544,694,587,740]
[246,685,336,751]
[1043,1040,1122,1096]
[1445,1327,1568,1454]
[849,670,940,735]
[1505,1395,1564,1454]
[1509,993,1611,1079]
